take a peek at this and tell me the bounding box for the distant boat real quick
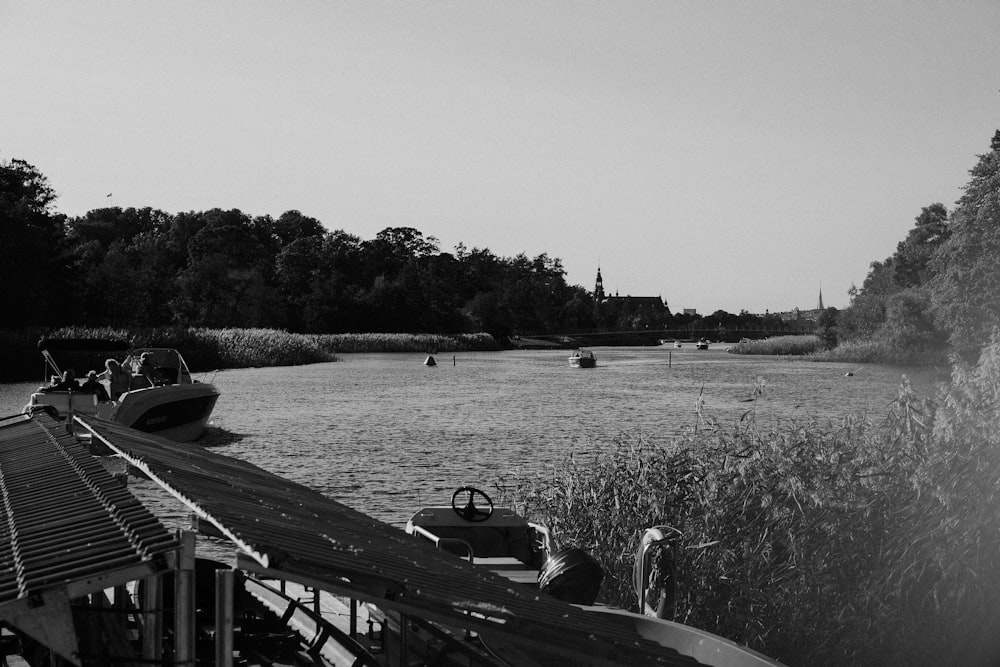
[696,339,709,350]
[569,350,597,368]
[674,341,682,348]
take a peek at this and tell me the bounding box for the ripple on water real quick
[0,349,946,526]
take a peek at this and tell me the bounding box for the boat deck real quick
[0,411,707,666]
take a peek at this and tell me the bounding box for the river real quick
[0,347,946,527]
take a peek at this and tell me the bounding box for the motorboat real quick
[674,340,683,348]
[569,349,597,368]
[23,338,219,441]
[404,486,784,667]
[696,339,709,350]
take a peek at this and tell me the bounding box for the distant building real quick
[773,287,828,323]
[592,267,666,309]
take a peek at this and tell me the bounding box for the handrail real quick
[528,521,555,554]
[408,525,475,562]
[634,525,679,618]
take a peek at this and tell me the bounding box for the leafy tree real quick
[881,288,943,355]
[893,203,950,288]
[930,130,1000,362]
[271,210,325,246]
[0,158,68,325]
[815,307,839,348]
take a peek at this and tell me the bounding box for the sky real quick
[2,1,998,315]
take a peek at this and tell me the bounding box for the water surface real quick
[0,348,944,526]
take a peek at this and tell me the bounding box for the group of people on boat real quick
[41,369,111,401]
[39,353,166,403]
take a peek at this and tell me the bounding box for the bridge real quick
[511,326,812,348]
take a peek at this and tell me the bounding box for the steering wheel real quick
[451,486,494,523]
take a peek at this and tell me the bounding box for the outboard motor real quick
[537,548,604,605]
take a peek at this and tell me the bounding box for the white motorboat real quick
[569,349,597,368]
[24,338,219,441]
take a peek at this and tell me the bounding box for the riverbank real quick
[726,334,950,366]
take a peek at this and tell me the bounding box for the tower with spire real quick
[594,266,605,301]
[818,286,824,311]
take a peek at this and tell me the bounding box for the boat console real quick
[406,486,605,605]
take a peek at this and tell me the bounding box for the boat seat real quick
[424,525,537,565]
[27,392,99,416]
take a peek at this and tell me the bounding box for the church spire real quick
[818,286,824,311]
[594,266,605,301]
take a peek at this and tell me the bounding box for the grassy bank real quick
[0,327,499,381]
[810,338,949,366]
[727,334,950,367]
[498,340,1000,666]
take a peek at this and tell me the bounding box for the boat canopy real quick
[37,338,131,353]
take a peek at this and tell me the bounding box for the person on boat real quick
[99,358,131,398]
[80,370,111,402]
[135,352,162,387]
[42,369,81,393]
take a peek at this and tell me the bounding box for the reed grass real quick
[311,332,499,354]
[0,327,501,380]
[497,340,1000,666]
[726,335,823,356]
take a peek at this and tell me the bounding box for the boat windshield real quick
[123,348,194,385]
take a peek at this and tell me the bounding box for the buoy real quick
[424,355,436,366]
[845,372,853,377]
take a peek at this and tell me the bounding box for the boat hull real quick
[114,383,220,441]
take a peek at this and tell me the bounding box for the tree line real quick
[3,129,998,360]
[1,159,796,342]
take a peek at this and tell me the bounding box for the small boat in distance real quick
[24,338,220,441]
[674,340,683,348]
[568,349,597,368]
[696,338,709,350]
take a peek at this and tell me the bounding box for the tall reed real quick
[311,332,499,354]
[726,334,822,356]
[498,340,1000,665]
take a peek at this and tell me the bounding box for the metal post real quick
[142,574,163,663]
[215,569,234,667]
[399,614,409,667]
[350,598,357,638]
[175,530,197,666]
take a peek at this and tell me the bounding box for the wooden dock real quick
[0,410,756,666]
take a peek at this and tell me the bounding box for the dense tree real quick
[0,158,68,325]
[930,131,1000,362]
[816,307,839,348]
[839,204,950,350]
